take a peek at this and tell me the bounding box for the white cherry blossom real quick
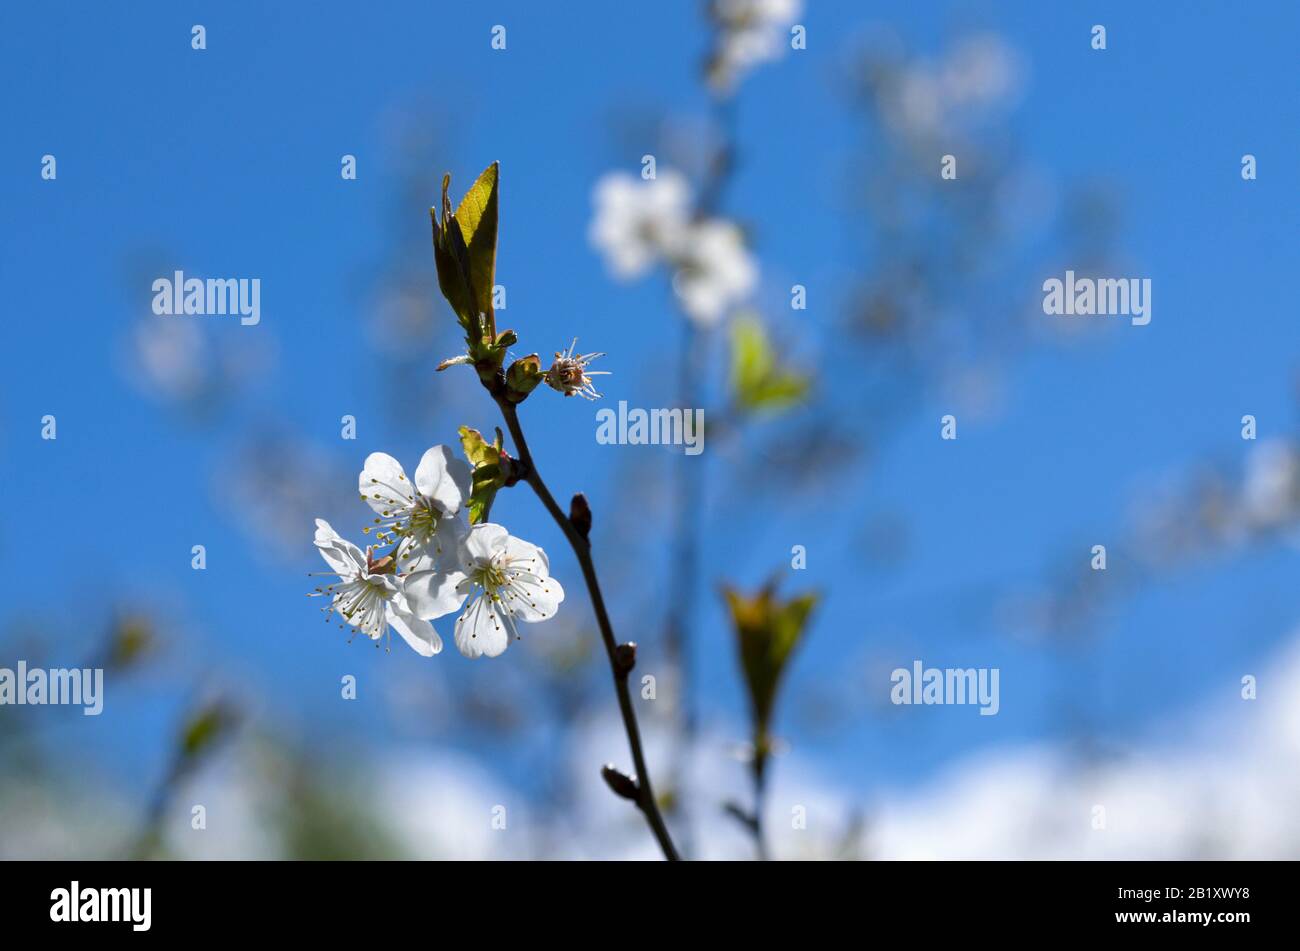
[452,523,565,659]
[359,446,470,571]
[309,519,453,657]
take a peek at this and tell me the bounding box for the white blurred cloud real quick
[869,634,1300,859]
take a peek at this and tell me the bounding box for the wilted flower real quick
[544,339,609,400]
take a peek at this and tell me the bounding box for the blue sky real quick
[2,1,1298,819]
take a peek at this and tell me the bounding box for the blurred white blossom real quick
[590,171,757,326]
[377,751,537,859]
[130,317,207,401]
[872,32,1021,140]
[1134,437,1300,565]
[123,315,273,410]
[671,219,757,325]
[1241,439,1300,532]
[707,0,803,94]
[589,171,692,278]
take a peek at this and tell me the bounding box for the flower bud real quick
[431,163,499,340]
[600,764,639,801]
[614,641,637,674]
[505,354,544,403]
[569,492,592,539]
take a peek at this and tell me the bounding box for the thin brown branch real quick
[493,394,680,861]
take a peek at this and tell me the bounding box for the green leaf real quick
[729,313,810,414]
[458,425,507,524]
[467,485,496,524]
[431,162,500,341]
[431,184,473,332]
[180,701,236,758]
[454,162,499,332]
[105,614,156,670]
[459,425,500,468]
[722,582,817,771]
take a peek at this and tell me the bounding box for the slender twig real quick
[751,758,770,861]
[128,769,176,859]
[493,393,680,861]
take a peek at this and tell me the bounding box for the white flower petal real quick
[503,535,549,575]
[359,452,415,517]
[393,505,468,575]
[314,519,366,576]
[336,580,386,641]
[386,605,442,657]
[462,522,510,564]
[414,445,471,515]
[367,572,401,599]
[398,548,435,574]
[431,511,469,560]
[313,518,341,547]
[505,570,564,623]
[455,595,510,659]
[402,568,469,620]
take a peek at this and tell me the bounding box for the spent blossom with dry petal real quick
[544,339,610,400]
